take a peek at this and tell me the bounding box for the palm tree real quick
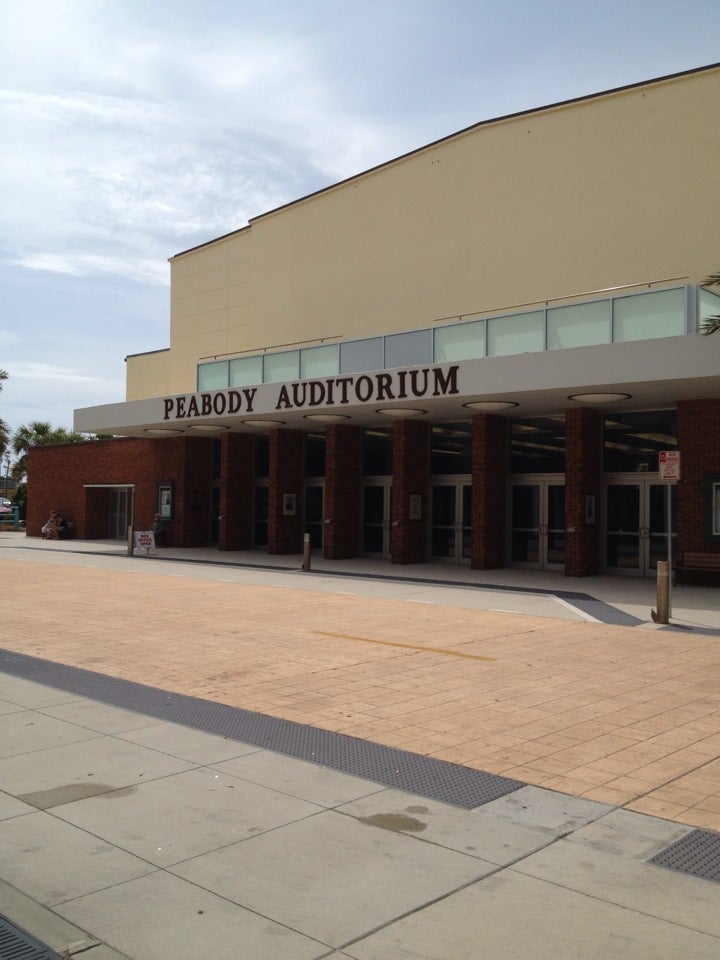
[0,369,8,459]
[701,270,720,335]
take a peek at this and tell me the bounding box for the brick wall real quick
[677,399,720,556]
[391,419,430,564]
[219,433,253,550]
[564,407,603,576]
[180,439,216,546]
[324,424,362,559]
[471,413,508,569]
[27,436,214,546]
[268,429,304,554]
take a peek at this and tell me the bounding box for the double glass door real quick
[253,484,268,547]
[362,481,391,557]
[510,478,565,569]
[431,481,471,562]
[605,478,676,576]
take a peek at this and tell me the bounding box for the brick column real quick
[471,413,508,569]
[178,438,215,546]
[218,433,253,550]
[324,424,362,559]
[391,419,429,564]
[268,429,304,554]
[677,399,720,556]
[564,407,602,577]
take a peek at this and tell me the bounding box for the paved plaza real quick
[1,531,718,959]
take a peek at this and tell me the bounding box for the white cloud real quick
[14,252,169,286]
[8,362,105,384]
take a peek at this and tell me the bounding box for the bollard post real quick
[127,524,134,557]
[302,532,311,571]
[652,560,670,624]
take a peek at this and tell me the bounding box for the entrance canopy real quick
[74,335,720,437]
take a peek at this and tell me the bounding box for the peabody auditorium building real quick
[30,63,720,579]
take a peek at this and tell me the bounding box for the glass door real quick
[304,483,324,551]
[108,489,128,540]
[605,478,676,576]
[648,482,677,570]
[510,478,565,570]
[431,481,471,562]
[253,484,268,548]
[362,481,391,557]
[210,483,220,544]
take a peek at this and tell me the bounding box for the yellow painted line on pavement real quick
[311,631,495,661]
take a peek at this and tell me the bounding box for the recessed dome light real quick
[463,400,519,411]
[568,392,632,403]
[376,407,427,417]
[303,414,351,422]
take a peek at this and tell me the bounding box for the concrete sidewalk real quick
[1,534,719,958]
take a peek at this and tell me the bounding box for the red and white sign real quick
[659,450,681,482]
[134,530,156,551]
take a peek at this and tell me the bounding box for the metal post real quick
[127,524,134,557]
[667,482,672,618]
[302,532,311,571]
[652,560,670,624]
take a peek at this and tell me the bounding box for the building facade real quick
[29,64,720,578]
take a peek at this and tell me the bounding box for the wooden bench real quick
[675,552,720,586]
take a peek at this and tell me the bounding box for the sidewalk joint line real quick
[311,631,496,661]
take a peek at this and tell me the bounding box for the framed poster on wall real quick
[158,482,173,520]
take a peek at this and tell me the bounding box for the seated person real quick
[56,515,73,539]
[41,512,59,539]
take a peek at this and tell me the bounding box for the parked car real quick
[0,498,12,514]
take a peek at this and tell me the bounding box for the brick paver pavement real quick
[3,558,719,830]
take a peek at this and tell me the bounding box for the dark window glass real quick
[254,437,269,479]
[211,439,221,480]
[603,411,677,473]
[305,434,326,477]
[510,418,565,473]
[363,429,393,476]
[431,423,472,475]
[254,485,268,546]
[704,477,720,541]
[384,329,433,368]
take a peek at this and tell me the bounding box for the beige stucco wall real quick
[126,66,720,400]
[125,349,172,401]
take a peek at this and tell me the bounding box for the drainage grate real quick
[649,829,720,883]
[0,649,523,809]
[0,915,62,959]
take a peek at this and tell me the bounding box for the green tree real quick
[700,270,720,335]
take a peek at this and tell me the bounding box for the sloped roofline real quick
[171,62,719,261]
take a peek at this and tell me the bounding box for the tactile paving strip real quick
[0,648,522,809]
[649,829,720,883]
[0,915,62,959]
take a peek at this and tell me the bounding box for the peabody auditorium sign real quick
[162,364,460,422]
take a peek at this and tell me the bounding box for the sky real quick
[1,0,718,443]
